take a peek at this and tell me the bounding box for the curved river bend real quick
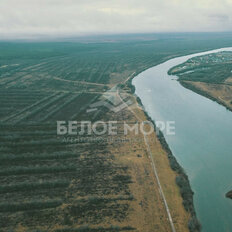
[133,48,232,232]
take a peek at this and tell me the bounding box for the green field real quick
[1,33,232,231]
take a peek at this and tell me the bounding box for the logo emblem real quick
[86,86,134,113]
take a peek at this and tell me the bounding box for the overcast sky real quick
[1,0,232,39]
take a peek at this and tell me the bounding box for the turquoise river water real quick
[133,48,232,232]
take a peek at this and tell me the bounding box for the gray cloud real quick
[209,14,230,22]
[0,0,232,39]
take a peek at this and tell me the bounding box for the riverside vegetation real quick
[169,51,232,111]
[169,51,232,204]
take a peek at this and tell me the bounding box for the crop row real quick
[0,180,69,193]
[0,165,77,176]
[0,200,62,213]
[4,93,58,123]
[0,152,80,164]
[54,225,135,232]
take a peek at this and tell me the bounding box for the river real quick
[133,48,232,232]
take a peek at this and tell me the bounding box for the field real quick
[169,51,232,111]
[1,34,232,231]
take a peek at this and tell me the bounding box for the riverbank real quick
[167,51,232,113]
[131,47,232,232]
[179,80,232,112]
[127,79,201,232]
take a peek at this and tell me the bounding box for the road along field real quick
[0,87,191,232]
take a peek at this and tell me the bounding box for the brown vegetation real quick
[181,80,232,111]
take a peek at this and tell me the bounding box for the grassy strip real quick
[0,200,62,213]
[180,81,232,112]
[74,195,134,203]
[54,225,135,232]
[0,180,69,193]
[3,92,58,123]
[0,165,76,176]
[70,94,100,120]
[0,138,64,146]
[40,94,80,122]
[0,152,79,164]
[15,92,68,123]
[135,94,201,232]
